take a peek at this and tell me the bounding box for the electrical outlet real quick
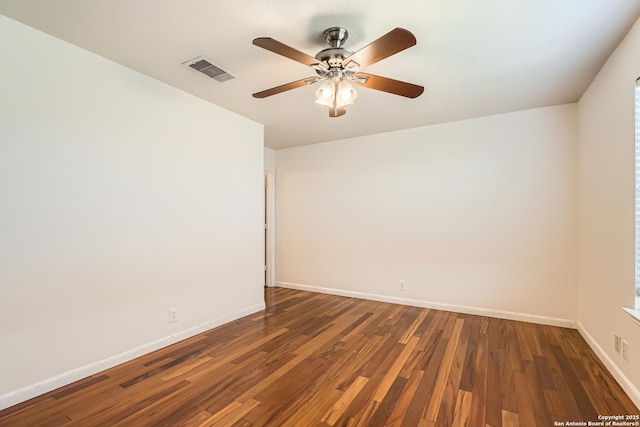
[622,339,629,361]
[400,280,405,291]
[615,335,621,353]
[169,308,178,323]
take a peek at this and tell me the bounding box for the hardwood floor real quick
[1,287,637,426]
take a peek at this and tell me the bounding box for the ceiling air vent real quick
[182,56,235,82]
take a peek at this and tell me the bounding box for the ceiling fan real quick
[252,27,424,117]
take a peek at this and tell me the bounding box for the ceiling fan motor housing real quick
[315,27,354,68]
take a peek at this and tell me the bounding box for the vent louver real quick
[182,56,235,82]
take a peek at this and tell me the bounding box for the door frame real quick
[264,168,276,287]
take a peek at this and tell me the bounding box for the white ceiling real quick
[1,1,639,149]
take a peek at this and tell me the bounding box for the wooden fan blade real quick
[253,37,320,67]
[344,28,416,69]
[252,77,319,98]
[353,73,424,98]
[329,106,346,117]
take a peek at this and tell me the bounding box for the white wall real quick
[0,16,264,409]
[265,147,276,170]
[275,105,578,323]
[578,17,640,403]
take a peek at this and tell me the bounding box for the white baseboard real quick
[276,282,576,328]
[576,322,640,409]
[0,302,265,411]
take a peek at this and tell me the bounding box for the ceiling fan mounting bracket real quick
[323,27,348,48]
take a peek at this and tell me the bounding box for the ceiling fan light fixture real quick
[315,79,336,107]
[337,80,357,105]
[315,78,357,113]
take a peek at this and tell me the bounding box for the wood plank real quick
[327,337,407,425]
[399,309,430,344]
[532,355,555,391]
[514,322,534,362]
[51,374,110,400]
[551,345,599,421]
[486,317,503,427]
[280,389,342,427]
[469,333,488,427]
[506,321,525,374]
[500,348,518,413]
[523,360,551,427]
[200,399,260,427]
[452,390,473,427]
[368,376,408,426]
[543,389,565,419]
[372,336,420,402]
[460,315,481,392]
[423,318,464,423]
[322,376,369,425]
[524,324,543,357]
[513,372,536,427]
[502,410,520,427]
[349,398,380,427]
[385,369,424,426]
[400,337,450,427]
[91,379,192,426]
[436,317,471,427]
